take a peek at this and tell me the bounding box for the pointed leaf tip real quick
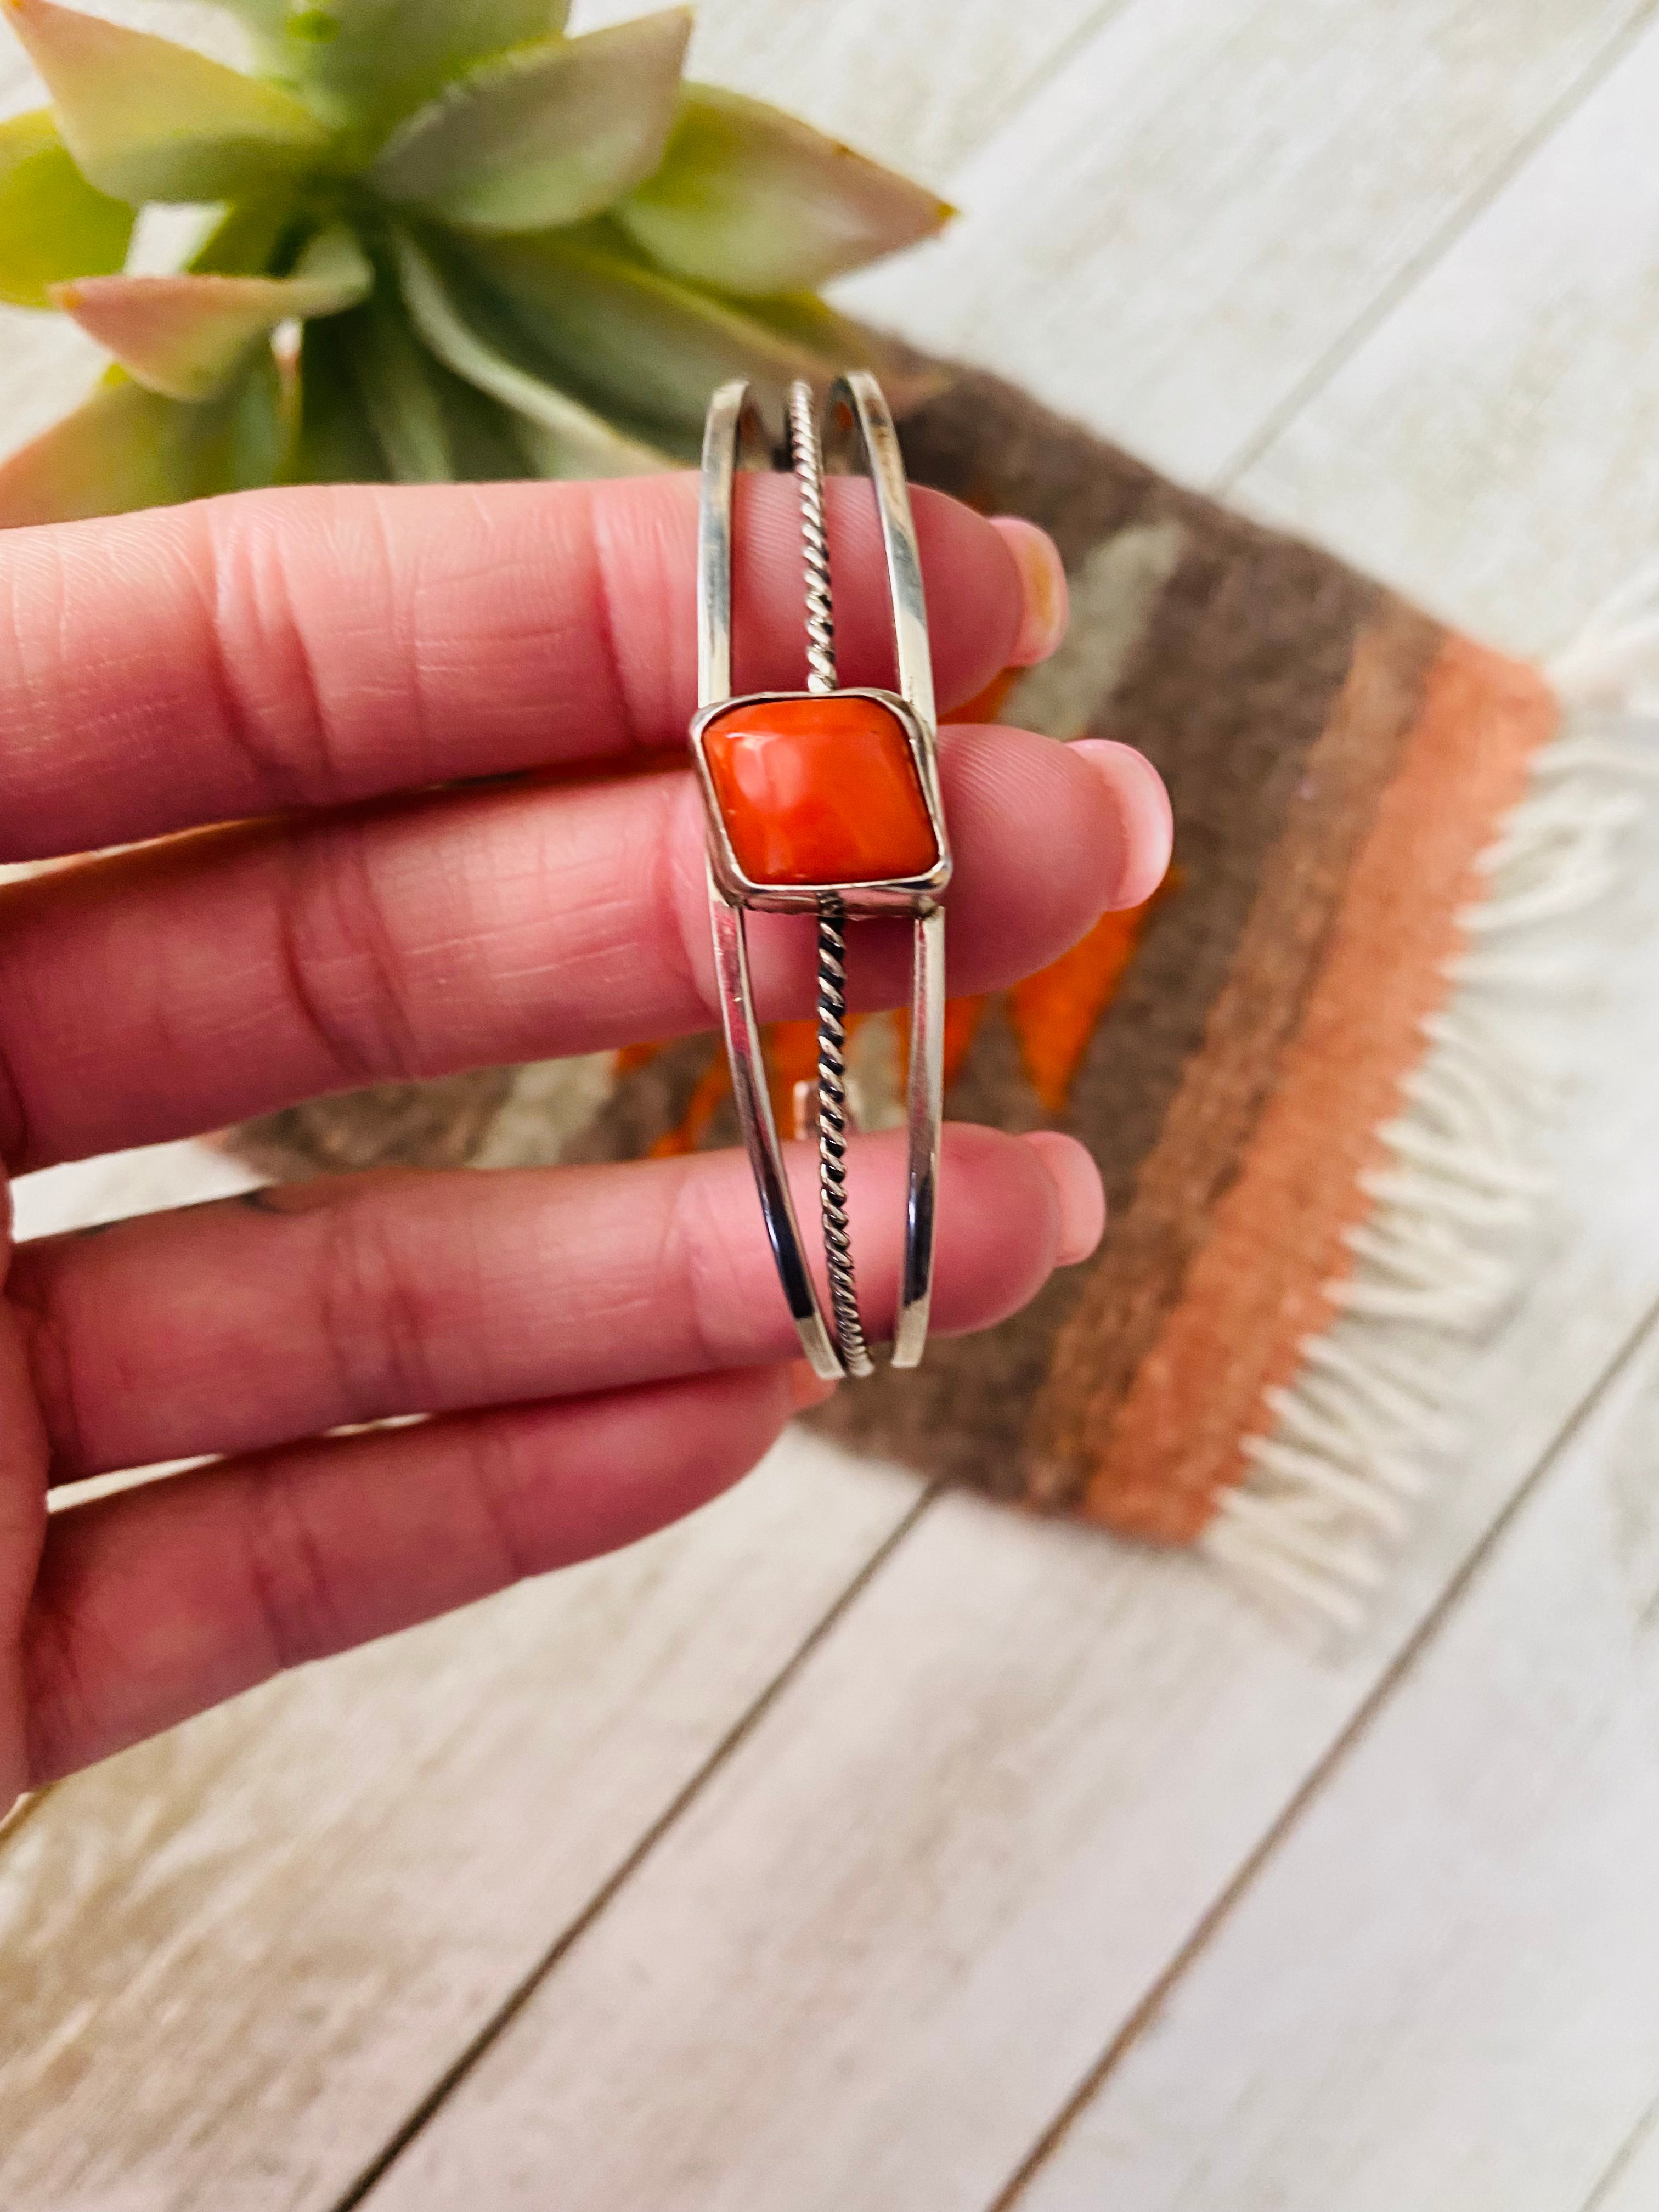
[5,0,330,204]
[370,9,691,234]
[618,85,952,295]
[0,106,132,307]
[52,228,370,400]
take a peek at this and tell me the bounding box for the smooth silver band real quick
[696,373,947,1379]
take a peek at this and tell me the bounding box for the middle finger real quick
[0,724,1153,1171]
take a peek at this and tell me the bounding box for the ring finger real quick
[15,1121,1101,1484]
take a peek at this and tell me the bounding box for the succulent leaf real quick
[289,314,392,484]
[735,291,946,414]
[52,227,371,401]
[0,0,955,519]
[188,192,305,278]
[0,355,291,526]
[393,230,667,475]
[353,291,540,479]
[618,86,951,296]
[370,11,690,234]
[4,0,331,204]
[0,105,132,308]
[294,302,532,484]
[204,0,290,33]
[345,289,454,481]
[250,1,573,131]
[429,363,539,481]
[469,225,912,439]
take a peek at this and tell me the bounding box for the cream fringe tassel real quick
[1199,593,1659,1634]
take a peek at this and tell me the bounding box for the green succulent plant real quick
[0,0,951,523]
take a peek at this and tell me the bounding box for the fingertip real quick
[921,1122,1063,1335]
[1069,738,1173,910]
[903,486,1029,707]
[789,1358,840,1412]
[989,516,1069,665]
[1022,1131,1107,1265]
[929,723,1154,998]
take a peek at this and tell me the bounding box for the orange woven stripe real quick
[1080,634,1556,1541]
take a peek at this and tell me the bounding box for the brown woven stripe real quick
[1020,597,1444,1515]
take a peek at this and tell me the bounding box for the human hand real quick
[0,475,1172,1807]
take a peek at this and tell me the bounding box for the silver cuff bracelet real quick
[692,373,950,1381]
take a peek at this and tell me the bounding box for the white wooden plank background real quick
[573,0,1136,186]
[3,2,1659,2207]
[1012,1325,1659,2212]
[835,0,1654,516]
[0,1434,922,2211]
[1592,2096,1659,2212]
[1235,12,1659,652]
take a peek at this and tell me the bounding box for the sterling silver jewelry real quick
[692,373,950,1381]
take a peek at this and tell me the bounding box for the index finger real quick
[0,473,1037,862]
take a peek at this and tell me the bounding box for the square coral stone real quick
[700,695,940,888]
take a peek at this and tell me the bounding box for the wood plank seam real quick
[1583,2092,1659,2212]
[1229,15,1659,653]
[328,1486,938,2212]
[988,1290,1659,2212]
[963,0,1133,154]
[1215,0,1659,495]
[0,1782,55,1852]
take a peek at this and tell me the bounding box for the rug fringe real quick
[1199,600,1659,1635]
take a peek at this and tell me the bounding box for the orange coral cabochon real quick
[701,695,940,887]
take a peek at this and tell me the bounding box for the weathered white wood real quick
[1588,2097,1659,2212]
[836,0,1648,507]
[1009,1327,1659,2212]
[0,23,99,454]
[10,1138,259,1243]
[360,787,1659,2209]
[1235,15,1659,656]
[0,312,104,460]
[0,1433,921,2210]
[568,0,1129,185]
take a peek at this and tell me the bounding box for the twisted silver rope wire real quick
[794,382,838,694]
[788,379,871,1375]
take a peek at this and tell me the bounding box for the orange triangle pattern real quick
[1006,876,1169,1115]
[635,878,1166,1156]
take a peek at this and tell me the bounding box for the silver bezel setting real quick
[690,685,952,917]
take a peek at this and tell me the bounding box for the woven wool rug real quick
[234,366,1652,1632]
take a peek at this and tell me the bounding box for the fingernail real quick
[1070,737,1174,910]
[789,1358,839,1412]
[991,516,1069,665]
[1023,1131,1107,1266]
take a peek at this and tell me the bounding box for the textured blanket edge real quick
[1201,589,1659,1633]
